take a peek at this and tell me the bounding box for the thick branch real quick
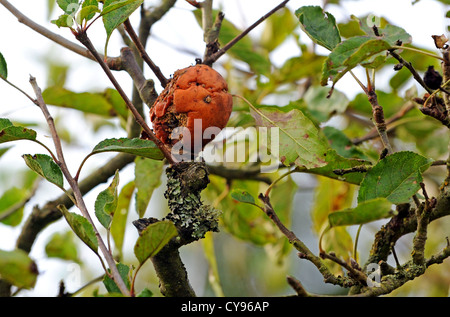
[150,242,196,297]
[365,189,450,266]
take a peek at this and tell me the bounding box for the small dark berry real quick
[423,65,443,90]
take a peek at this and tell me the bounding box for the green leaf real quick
[47,0,57,19]
[323,127,368,160]
[328,198,394,227]
[81,0,103,8]
[230,189,257,205]
[51,14,74,28]
[277,53,326,83]
[91,138,164,160]
[56,0,79,14]
[0,146,11,159]
[321,37,389,87]
[344,38,391,66]
[103,262,130,294]
[110,181,135,258]
[206,177,290,246]
[0,249,38,289]
[312,177,355,232]
[358,151,432,204]
[134,220,178,265]
[0,52,7,79]
[321,23,411,87]
[45,231,80,263]
[295,6,341,51]
[83,0,99,7]
[303,86,349,122]
[22,154,64,189]
[58,205,99,254]
[102,0,144,56]
[358,18,412,46]
[95,170,120,229]
[306,149,370,185]
[76,5,100,24]
[311,177,355,273]
[0,118,37,144]
[0,187,28,226]
[251,106,329,169]
[42,86,128,118]
[261,7,297,52]
[137,288,153,297]
[348,91,407,118]
[134,157,164,218]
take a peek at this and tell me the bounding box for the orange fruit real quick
[150,64,233,155]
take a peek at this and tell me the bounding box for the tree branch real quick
[123,19,168,88]
[203,0,290,65]
[0,0,93,61]
[29,75,131,296]
[74,31,175,164]
[206,164,272,184]
[257,193,357,288]
[352,101,415,146]
[366,89,393,154]
[388,48,434,94]
[16,153,135,253]
[365,189,450,267]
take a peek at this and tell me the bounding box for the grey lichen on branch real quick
[164,161,220,241]
[134,161,221,242]
[132,161,220,297]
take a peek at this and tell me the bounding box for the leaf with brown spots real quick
[250,106,329,169]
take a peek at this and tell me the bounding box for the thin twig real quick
[286,276,309,297]
[0,0,94,60]
[123,19,168,88]
[74,31,175,164]
[203,0,290,65]
[29,75,131,297]
[366,89,393,154]
[257,193,356,288]
[0,77,38,105]
[388,49,433,94]
[352,101,415,145]
[320,252,369,286]
[391,45,445,62]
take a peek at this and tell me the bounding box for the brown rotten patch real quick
[150,64,233,155]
